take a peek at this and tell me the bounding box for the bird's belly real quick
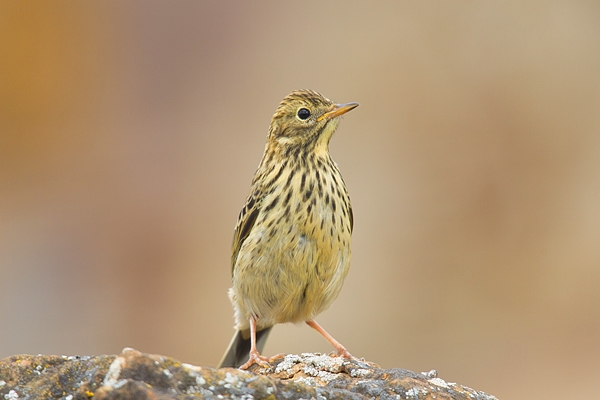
[232,215,351,327]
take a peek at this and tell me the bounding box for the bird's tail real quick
[217,326,273,368]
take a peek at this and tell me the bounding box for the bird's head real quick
[267,90,358,154]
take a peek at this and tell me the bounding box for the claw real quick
[239,349,271,370]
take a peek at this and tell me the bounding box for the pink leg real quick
[306,320,354,359]
[239,317,271,370]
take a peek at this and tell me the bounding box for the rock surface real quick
[0,347,496,399]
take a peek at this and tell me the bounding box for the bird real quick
[218,89,358,369]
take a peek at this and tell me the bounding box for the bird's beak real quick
[318,102,359,122]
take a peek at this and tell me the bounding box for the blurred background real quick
[1,1,599,399]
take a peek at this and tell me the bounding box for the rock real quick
[0,347,497,399]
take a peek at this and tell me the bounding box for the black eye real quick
[297,108,311,120]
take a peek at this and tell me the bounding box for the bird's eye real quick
[297,108,311,120]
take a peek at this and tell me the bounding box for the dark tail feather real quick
[217,326,273,368]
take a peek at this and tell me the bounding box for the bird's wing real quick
[231,189,262,275]
[349,203,354,234]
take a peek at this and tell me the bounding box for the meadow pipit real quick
[218,90,358,369]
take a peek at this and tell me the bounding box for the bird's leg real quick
[306,319,355,359]
[239,317,271,370]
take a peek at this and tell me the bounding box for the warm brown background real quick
[2,2,599,399]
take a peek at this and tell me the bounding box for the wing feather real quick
[349,203,354,233]
[231,191,262,275]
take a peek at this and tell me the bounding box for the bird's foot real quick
[239,350,271,370]
[336,346,358,360]
[268,353,286,363]
[337,347,354,359]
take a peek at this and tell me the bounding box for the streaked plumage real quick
[219,90,358,369]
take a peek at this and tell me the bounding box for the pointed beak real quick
[317,102,359,122]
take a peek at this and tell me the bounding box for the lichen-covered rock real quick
[0,347,496,399]
[0,352,113,399]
